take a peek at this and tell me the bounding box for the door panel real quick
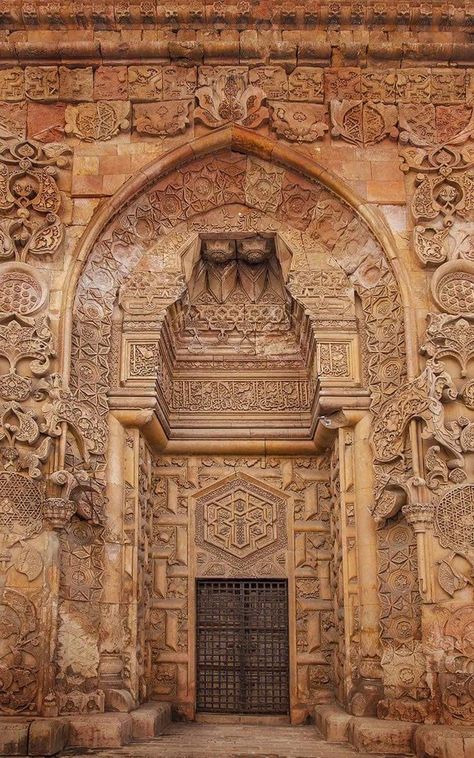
[196,579,289,714]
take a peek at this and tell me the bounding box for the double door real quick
[196,579,289,714]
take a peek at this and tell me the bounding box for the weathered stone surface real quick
[131,702,172,739]
[0,722,29,756]
[67,714,132,749]
[0,4,473,750]
[314,704,351,743]
[414,724,474,758]
[28,718,69,756]
[349,718,415,754]
[104,689,134,713]
[133,100,192,136]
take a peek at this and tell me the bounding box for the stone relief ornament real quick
[0,588,40,713]
[0,305,104,542]
[269,102,328,143]
[422,313,474,377]
[0,263,47,316]
[195,72,268,129]
[330,101,399,147]
[195,473,287,575]
[65,101,130,141]
[412,225,474,268]
[371,359,468,471]
[434,484,474,558]
[399,104,474,242]
[133,101,192,137]
[0,136,70,263]
[431,260,474,315]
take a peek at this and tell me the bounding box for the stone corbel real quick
[401,478,436,603]
[44,468,101,531]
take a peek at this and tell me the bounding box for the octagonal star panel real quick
[194,473,288,574]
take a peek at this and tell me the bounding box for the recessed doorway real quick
[196,579,289,715]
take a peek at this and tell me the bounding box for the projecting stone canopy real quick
[112,226,366,444]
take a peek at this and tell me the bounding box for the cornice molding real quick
[1,1,473,31]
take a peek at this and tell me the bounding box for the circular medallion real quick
[0,264,47,316]
[431,260,474,314]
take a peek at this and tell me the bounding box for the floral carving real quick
[128,66,162,101]
[195,72,268,129]
[249,67,288,100]
[431,260,474,315]
[399,105,474,230]
[269,102,328,142]
[0,589,40,713]
[288,68,323,102]
[133,101,192,137]
[330,101,398,147]
[422,313,474,377]
[372,359,465,469]
[413,225,474,267]
[0,264,47,316]
[0,136,70,263]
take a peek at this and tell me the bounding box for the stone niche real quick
[114,231,360,440]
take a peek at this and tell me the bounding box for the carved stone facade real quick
[0,2,473,752]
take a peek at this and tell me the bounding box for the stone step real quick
[67,702,172,750]
[0,718,69,757]
[314,704,474,757]
[131,702,172,740]
[0,702,172,755]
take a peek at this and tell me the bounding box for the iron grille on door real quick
[196,579,289,714]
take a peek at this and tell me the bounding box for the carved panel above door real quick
[194,473,288,576]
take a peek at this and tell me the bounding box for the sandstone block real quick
[27,103,66,142]
[0,722,29,756]
[314,704,351,743]
[131,702,172,739]
[28,718,69,756]
[414,725,474,758]
[465,737,474,758]
[349,717,415,754]
[67,713,132,749]
[94,65,128,100]
[104,688,134,713]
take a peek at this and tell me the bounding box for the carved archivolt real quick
[69,134,408,522]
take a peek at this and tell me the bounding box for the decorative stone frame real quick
[57,127,423,721]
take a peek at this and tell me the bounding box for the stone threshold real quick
[195,713,290,725]
[315,703,474,757]
[0,702,171,756]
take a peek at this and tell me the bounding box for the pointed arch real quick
[61,126,417,382]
